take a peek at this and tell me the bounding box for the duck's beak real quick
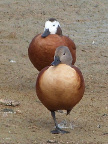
[51,56,61,66]
[41,29,50,38]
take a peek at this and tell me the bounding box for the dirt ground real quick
[0,0,108,143]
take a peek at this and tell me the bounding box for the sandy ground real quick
[0,0,108,143]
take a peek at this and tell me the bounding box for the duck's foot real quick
[51,127,69,134]
[51,111,69,134]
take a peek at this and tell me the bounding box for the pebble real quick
[9,59,16,63]
[97,125,101,128]
[16,109,22,114]
[2,108,14,113]
[92,41,95,44]
[47,140,57,143]
[0,99,20,107]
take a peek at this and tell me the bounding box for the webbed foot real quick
[51,127,69,134]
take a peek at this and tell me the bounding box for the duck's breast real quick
[28,34,66,71]
[36,64,85,111]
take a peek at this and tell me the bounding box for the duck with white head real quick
[28,18,76,71]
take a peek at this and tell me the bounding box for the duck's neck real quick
[56,26,62,36]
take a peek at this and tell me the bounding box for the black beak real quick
[51,56,61,66]
[41,29,50,38]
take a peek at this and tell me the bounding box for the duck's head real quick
[51,46,72,66]
[41,18,62,38]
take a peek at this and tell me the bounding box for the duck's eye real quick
[63,53,65,55]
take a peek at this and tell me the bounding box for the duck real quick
[36,46,85,134]
[28,18,76,71]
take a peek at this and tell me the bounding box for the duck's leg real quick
[67,109,72,115]
[51,111,69,134]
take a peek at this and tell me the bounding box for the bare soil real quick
[0,0,108,143]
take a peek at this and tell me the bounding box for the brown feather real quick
[36,64,85,112]
[28,34,76,71]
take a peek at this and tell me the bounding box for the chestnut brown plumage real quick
[36,46,85,134]
[28,18,76,71]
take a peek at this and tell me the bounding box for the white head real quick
[45,20,60,34]
[41,18,62,38]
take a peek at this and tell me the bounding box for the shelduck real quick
[28,18,76,71]
[36,46,85,134]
